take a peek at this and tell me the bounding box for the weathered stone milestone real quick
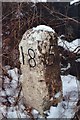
[19,25,62,115]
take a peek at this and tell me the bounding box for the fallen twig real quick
[0,63,12,81]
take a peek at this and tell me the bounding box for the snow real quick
[48,106,60,118]
[7,106,27,118]
[47,75,79,118]
[8,68,19,82]
[7,107,18,118]
[0,90,6,96]
[0,104,7,116]
[61,63,71,72]
[0,67,79,118]
[70,0,80,5]
[61,75,78,96]
[0,67,29,118]
[76,58,80,62]
[31,109,39,118]
[54,91,62,98]
[33,25,55,33]
[58,37,79,52]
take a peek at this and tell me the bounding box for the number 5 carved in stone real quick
[46,45,55,66]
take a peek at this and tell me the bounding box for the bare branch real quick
[41,3,80,25]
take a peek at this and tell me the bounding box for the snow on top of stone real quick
[33,25,55,33]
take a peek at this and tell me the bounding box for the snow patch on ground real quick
[47,75,79,118]
[0,67,79,118]
[0,67,28,118]
[58,37,79,52]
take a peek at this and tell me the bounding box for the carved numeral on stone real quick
[21,46,25,65]
[46,45,55,66]
[28,48,36,68]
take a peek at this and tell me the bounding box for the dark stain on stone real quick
[37,32,62,111]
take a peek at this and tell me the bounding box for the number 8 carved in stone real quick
[28,48,36,68]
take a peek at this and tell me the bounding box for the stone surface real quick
[0,112,3,120]
[19,25,62,114]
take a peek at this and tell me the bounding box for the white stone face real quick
[19,26,62,114]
